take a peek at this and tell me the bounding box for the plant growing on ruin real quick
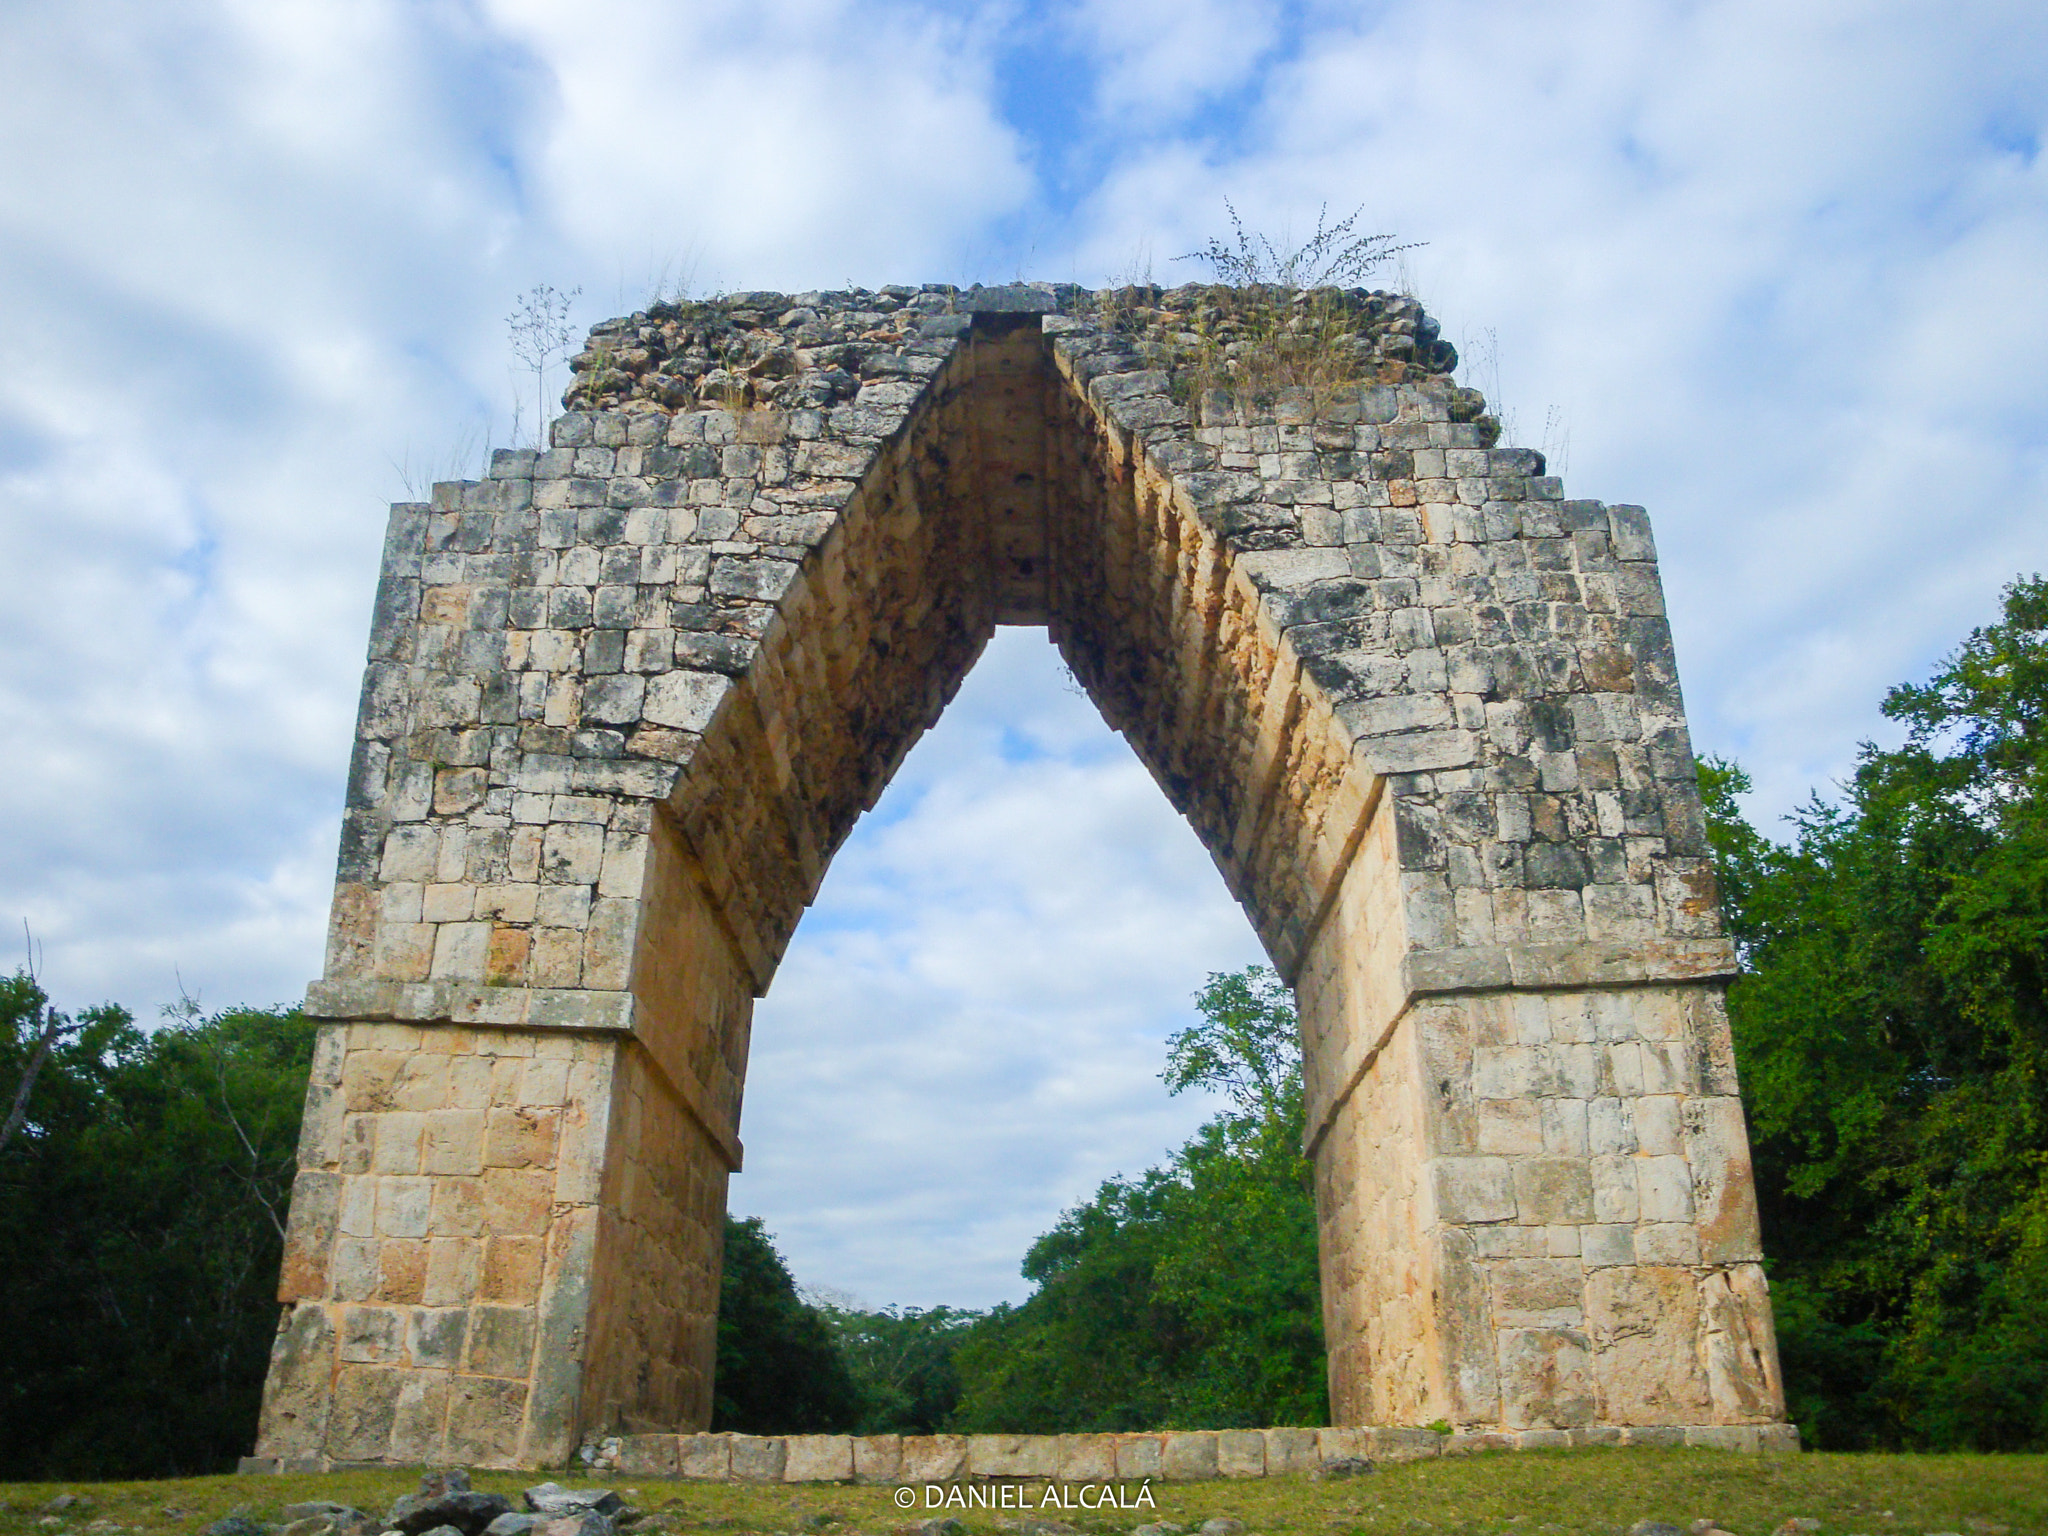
[508,283,581,449]
[1180,200,1419,292]
[1148,203,1432,421]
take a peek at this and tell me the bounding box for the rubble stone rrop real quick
[561,284,1474,425]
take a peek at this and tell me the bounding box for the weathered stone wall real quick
[255,280,1787,1468]
[580,1036,727,1438]
[261,1021,624,1465]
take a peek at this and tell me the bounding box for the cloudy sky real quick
[2,0,2043,1309]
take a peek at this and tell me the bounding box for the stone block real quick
[967,1434,1056,1478]
[1636,1222,1701,1264]
[279,1172,342,1300]
[338,1305,405,1364]
[1587,1098,1635,1155]
[1682,1425,1760,1452]
[852,1435,902,1483]
[1113,1434,1163,1480]
[1499,1328,1595,1428]
[1512,1158,1594,1224]
[1314,1426,1368,1463]
[784,1435,853,1482]
[1580,1223,1635,1268]
[901,1434,966,1482]
[483,1106,561,1170]
[618,1434,679,1477]
[1217,1429,1265,1478]
[1635,1155,1694,1222]
[1160,1430,1219,1481]
[481,1235,545,1304]
[1685,1095,1764,1262]
[1633,1095,1682,1155]
[1757,1423,1802,1454]
[1591,1155,1639,1223]
[1432,1157,1515,1222]
[407,1306,466,1369]
[1701,1263,1785,1421]
[678,1433,730,1480]
[729,1435,787,1483]
[331,1236,380,1300]
[1618,1425,1685,1447]
[1440,1431,1511,1457]
[390,1370,451,1463]
[1587,1267,1709,1424]
[1055,1434,1115,1481]
[466,1305,537,1378]
[254,1304,336,1458]
[1368,1427,1444,1463]
[422,1110,487,1176]
[1489,1258,1584,1326]
[1262,1427,1319,1475]
[327,1364,404,1461]
[446,1375,525,1465]
[1477,1099,1542,1154]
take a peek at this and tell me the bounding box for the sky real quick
[1,0,2044,1310]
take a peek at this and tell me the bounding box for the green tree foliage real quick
[817,1303,979,1434]
[0,977,317,1478]
[1705,574,2048,1450]
[950,966,1325,1431]
[712,1215,865,1433]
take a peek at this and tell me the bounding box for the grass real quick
[3,1454,2044,1536]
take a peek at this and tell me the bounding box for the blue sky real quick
[2,0,2045,1307]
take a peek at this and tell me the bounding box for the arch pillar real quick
[253,284,1784,1468]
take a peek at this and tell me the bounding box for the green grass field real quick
[2,1454,2045,1536]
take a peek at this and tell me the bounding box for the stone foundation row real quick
[560,1424,1799,1482]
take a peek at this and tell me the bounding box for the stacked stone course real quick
[253,280,1787,1470]
[572,1421,1795,1484]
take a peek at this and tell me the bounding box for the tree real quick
[817,1303,979,1434]
[712,1215,865,1433]
[1164,966,1300,1120]
[0,984,317,1477]
[1705,574,2048,1449]
[950,965,1326,1431]
[0,956,80,1154]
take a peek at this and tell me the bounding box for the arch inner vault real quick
[254,284,1787,1468]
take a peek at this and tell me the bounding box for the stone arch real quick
[253,284,1787,1470]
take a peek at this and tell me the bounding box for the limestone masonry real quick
[250,280,1788,1470]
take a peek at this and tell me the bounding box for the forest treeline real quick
[7,575,2048,1474]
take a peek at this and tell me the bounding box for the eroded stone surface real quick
[256,281,1786,1468]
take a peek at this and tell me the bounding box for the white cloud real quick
[483,0,1033,294]
[1057,0,1284,121]
[4,0,2048,1307]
